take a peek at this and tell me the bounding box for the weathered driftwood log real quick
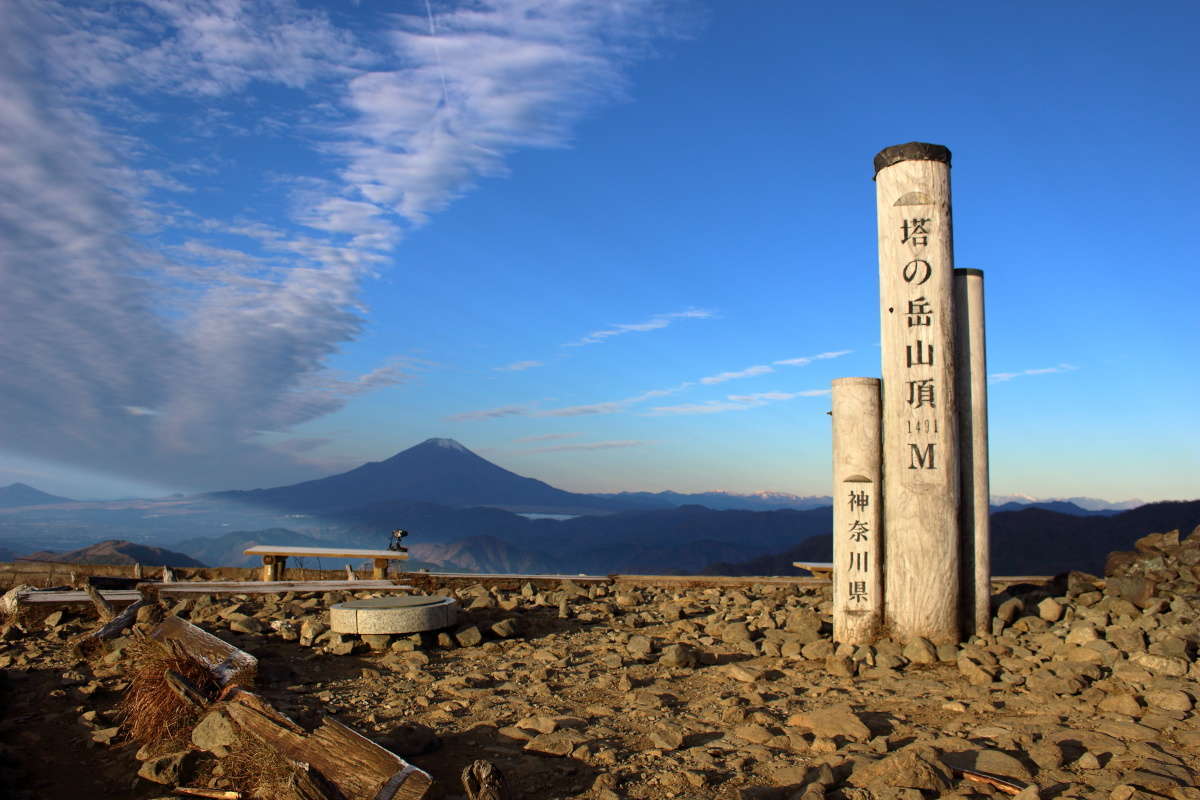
[462,760,510,800]
[957,767,1027,795]
[84,582,116,622]
[223,688,432,800]
[165,667,212,709]
[174,788,243,799]
[287,761,343,800]
[150,614,257,687]
[86,598,154,641]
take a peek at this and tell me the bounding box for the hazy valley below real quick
[0,439,1193,578]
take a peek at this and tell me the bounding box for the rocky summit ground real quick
[1,526,1199,800]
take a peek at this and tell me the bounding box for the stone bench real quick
[243,546,408,582]
[793,561,834,579]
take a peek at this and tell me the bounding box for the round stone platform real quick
[330,595,458,635]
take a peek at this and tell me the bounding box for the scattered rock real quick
[726,664,763,683]
[659,643,698,668]
[191,710,237,757]
[902,637,938,665]
[649,723,686,750]
[137,751,195,785]
[1038,597,1064,621]
[626,634,653,659]
[225,613,264,634]
[490,618,518,638]
[523,729,589,757]
[786,704,871,742]
[454,625,483,647]
[850,745,953,792]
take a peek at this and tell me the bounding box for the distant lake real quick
[517,512,579,521]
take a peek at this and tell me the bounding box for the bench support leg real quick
[261,555,287,582]
[372,558,389,581]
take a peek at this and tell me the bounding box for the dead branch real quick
[173,789,242,799]
[87,598,152,641]
[462,760,510,800]
[84,582,115,622]
[164,668,210,710]
[957,767,1027,795]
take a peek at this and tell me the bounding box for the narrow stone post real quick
[831,377,883,644]
[874,142,961,643]
[955,268,991,636]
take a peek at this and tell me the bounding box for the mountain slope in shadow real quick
[207,438,634,514]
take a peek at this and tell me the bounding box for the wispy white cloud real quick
[647,389,828,416]
[700,364,773,385]
[338,0,681,227]
[269,437,334,455]
[447,405,533,422]
[526,440,645,454]
[773,350,853,367]
[494,360,544,372]
[44,0,372,97]
[295,197,397,251]
[448,346,848,421]
[625,382,694,403]
[696,350,851,387]
[0,0,675,490]
[537,401,625,417]
[514,432,580,443]
[565,309,713,347]
[989,363,1079,383]
[728,390,829,401]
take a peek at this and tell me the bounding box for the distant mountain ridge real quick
[19,539,203,567]
[0,442,1179,577]
[990,494,1144,512]
[592,490,833,511]
[703,500,1200,577]
[988,500,1118,517]
[209,438,635,514]
[0,482,76,508]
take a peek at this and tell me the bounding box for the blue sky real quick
[1,0,1196,502]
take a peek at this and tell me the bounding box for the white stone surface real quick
[876,147,961,644]
[831,377,883,645]
[955,268,991,637]
[329,595,458,635]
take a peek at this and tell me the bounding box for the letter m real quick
[908,443,936,470]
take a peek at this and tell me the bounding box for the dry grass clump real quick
[117,633,220,746]
[219,732,300,800]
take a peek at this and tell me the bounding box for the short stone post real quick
[874,142,961,644]
[955,268,991,636]
[831,378,883,644]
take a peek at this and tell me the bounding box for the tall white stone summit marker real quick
[828,143,991,646]
[874,142,962,644]
[831,378,883,645]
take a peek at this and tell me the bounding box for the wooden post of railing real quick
[874,142,961,644]
[831,377,883,644]
[955,267,991,636]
